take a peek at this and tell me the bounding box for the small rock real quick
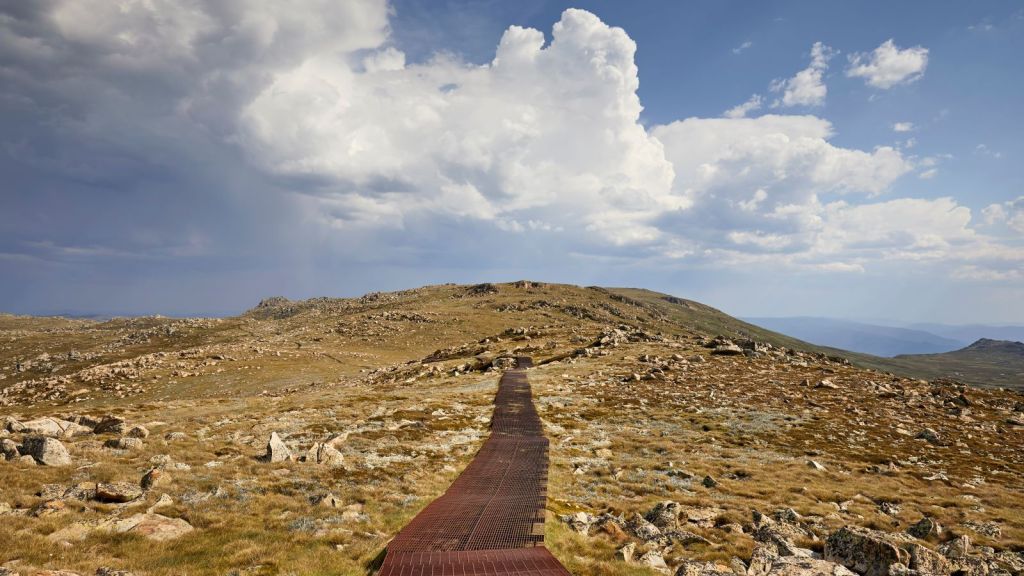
[766,557,857,576]
[305,442,345,467]
[807,460,827,471]
[141,468,169,491]
[906,516,941,540]
[615,542,636,562]
[100,513,194,541]
[938,535,970,559]
[675,560,731,576]
[637,550,670,574]
[147,493,174,513]
[560,511,596,535]
[645,500,681,531]
[104,437,143,450]
[20,436,72,466]
[624,512,663,542]
[126,425,149,439]
[702,475,718,488]
[1,438,18,460]
[96,568,139,576]
[712,344,743,356]
[916,428,942,445]
[315,493,343,508]
[96,482,143,503]
[264,432,291,463]
[94,416,127,435]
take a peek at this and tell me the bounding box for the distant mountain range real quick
[742,316,1024,388]
[742,316,968,357]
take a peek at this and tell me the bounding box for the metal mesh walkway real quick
[378,357,571,576]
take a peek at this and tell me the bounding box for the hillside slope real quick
[0,282,1022,576]
[876,338,1024,388]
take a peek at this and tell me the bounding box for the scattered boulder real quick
[96,482,143,503]
[765,557,857,576]
[645,500,681,531]
[1,438,18,460]
[560,511,596,535]
[100,513,194,541]
[824,526,948,576]
[916,428,942,445]
[304,442,345,467]
[141,467,169,491]
[712,343,744,356]
[807,460,827,471]
[3,416,25,432]
[104,437,143,450]
[675,561,732,576]
[615,542,636,562]
[637,550,670,574]
[96,568,139,576]
[314,493,342,508]
[126,425,149,439]
[624,512,663,542]
[938,535,970,559]
[907,516,942,540]
[20,436,72,466]
[94,416,127,435]
[264,432,292,462]
[681,507,722,529]
[20,417,91,438]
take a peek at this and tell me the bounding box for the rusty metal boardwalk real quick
[378,358,571,576]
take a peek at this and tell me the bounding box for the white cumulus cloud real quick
[724,94,763,118]
[846,39,929,89]
[770,42,835,107]
[983,197,1024,233]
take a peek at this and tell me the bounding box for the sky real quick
[1,0,1022,323]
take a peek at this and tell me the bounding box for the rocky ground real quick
[0,282,1021,576]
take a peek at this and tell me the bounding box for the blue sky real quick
[1,0,1022,323]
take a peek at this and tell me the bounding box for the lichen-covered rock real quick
[765,557,857,576]
[20,436,72,466]
[824,526,949,576]
[825,526,911,576]
[907,516,942,540]
[624,512,663,542]
[645,500,681,531]
[1,438,18,460]
[674,561,732,576]
[126,425,149,439]
[96,482,143,503]
[559,511,596,535]
[638,550,670,574]
[104,437,143,450]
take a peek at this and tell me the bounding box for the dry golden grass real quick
[1,282,1021,575]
